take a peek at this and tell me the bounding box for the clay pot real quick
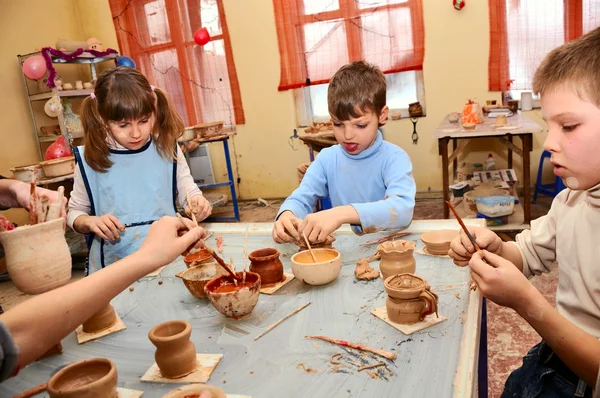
[204,272,261,319]
[148,320,197,379]
[82,304,118,333]
[384,273,438,324]
[248,248,284,285]
[176,262,228,299]
[294,234,336,252]
[378,240,416,280]
[183,249,213,268]
[47,358,118,398]
[420,229,459,255]
[162,384,227,398]
[291,248,342,286]
[0,218,71,294]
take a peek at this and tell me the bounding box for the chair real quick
[533,150,567,202]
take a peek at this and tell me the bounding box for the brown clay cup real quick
[47,358,118,398]
[248,248,284,285]
[82,304,118,334]
[176,262,228,299]
[162,384,227,398]
[383,273,438,324]
[148,320,197,379]
[204,272,261,319]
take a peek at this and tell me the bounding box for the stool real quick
[533,150,566,203]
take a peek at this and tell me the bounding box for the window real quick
[273,0,425,125]
[489,0,600,93]
[110,0,245,126]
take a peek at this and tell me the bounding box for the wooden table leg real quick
[440,138,450,219]
[522,134,532,224]
[507,135,513,169]
[452,138,458,181]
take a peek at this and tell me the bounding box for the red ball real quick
[193,27,211,46]
[453,0,465,10]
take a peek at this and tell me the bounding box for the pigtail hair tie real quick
[150,85,156,92]
[90,93,96,100]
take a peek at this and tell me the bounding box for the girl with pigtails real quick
[67,67,212,273]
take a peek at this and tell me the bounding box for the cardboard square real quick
[415,246,449,258]
[260,273,295,295]
[117,387,144,398]
[75,315,126,344]
[141,353,223,384]
[371,306,447,335]
[145,265,167,277]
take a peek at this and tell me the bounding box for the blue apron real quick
[74,139,177,274]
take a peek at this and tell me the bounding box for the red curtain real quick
[273,0,425,91]
[488,0,600,91]
[109,0,245,125]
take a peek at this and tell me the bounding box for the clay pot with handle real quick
[383,273,438,324]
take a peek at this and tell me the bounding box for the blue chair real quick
[533,150,567,202]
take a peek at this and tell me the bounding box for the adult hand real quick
[272,211,301,243]
[448,227,503,266]
[10,182,67,218]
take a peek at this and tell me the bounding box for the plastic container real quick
[485,153,496,171]
[474,194,516,217]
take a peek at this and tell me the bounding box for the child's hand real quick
[299,209,342,243]
[186,195,212,222]
[85,215,125,241]
[448,227,503,266]
[137,216,206,270]
[469,250,532,311]
[273,211,301,243]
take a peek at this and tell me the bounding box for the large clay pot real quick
[248,248,283,285]
[378,240,416,280]
[176,262,228,299]
[383,273,438,324]
[0,218,71,294]
[82,304,117,333]
[47,358,118,398]
[205,272,261,319]
[148,320,197,378]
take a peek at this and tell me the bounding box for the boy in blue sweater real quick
[273,61,416,244]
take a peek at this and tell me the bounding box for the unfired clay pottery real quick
[47,357,117,398]
[162,384,227,398]
[378,240,416,280]
[148,320,197,379]
[420,230,459,255]
[383,273,438,324]
[205,272,261,319]
[0,218,71,294]
[82,304,117,333]
[183,248,213,268]
[176,262,228,299]
[291,248,342,285]
[294,234,335,252]
[248,248,284,285]
[74,80,84,90]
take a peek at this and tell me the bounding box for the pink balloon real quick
[193,28,211,46]
[22,55,47,80]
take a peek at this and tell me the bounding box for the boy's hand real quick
[186,195,212,222]
[299,209,343,243]
[85,215,125,241]
[273,211,301,243]
[137,216,206,269]
[448,227,503,266]
[469,250,533,311]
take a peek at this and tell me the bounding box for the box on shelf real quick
[474,194,516,217]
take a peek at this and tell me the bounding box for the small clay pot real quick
[47,358,118,398]
[248,248,284,285]
[420,229,459,255]
[176,262,228,299]
[163,384,227,398]
[290,248,342,285]
[148,320,197,378]
[205,272,261,319]
[184,249,213,268]
[82,304,117,333]
[378,240,416,280]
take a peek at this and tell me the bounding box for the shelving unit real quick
[17,51,118,166]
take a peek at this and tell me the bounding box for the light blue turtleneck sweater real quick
[278,131,416,234]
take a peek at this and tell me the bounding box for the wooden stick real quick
[184,185,198,225]
[360,232,410,247]
[242,226,248,285]
[254,302,311,341]
[230,257,237,286]
[358,362,386,372]
[29,176,37,225]
[13,382,47,398]
[302,231,318,263]
[305,335,397,360]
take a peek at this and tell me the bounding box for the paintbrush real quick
[445,201,483,254]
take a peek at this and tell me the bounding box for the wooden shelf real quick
[30,89,93,101]
[37,173,74,185]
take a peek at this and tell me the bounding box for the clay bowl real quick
[183,249,213,268]
[162,384,226,398]
[82,304,117,333]
[291,248,342,286]
[176,262,228,299]
[383,273,429,300]
[462,123,476,131]
[39,156,75,178]
[47,358,117,398]
[420,229,459,255]
[204,272,261,319]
